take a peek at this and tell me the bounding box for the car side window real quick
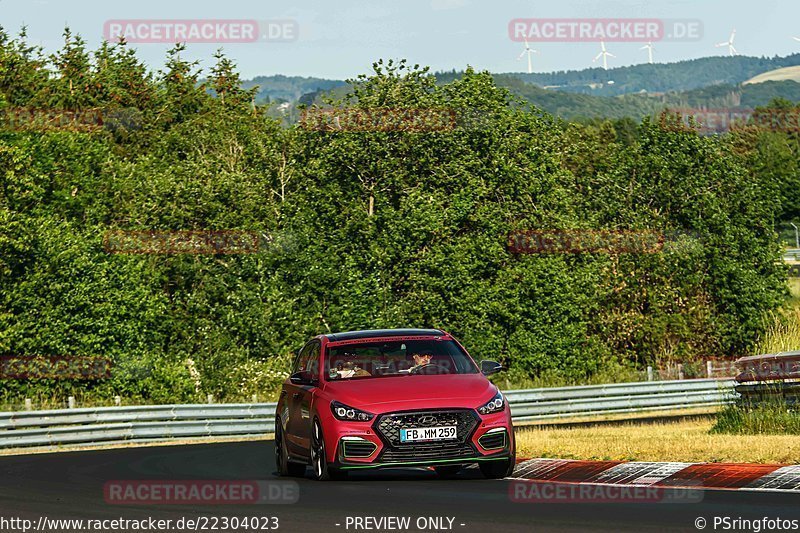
[292,343,311,374]
[292,340,320,381]
[307,342,320,377]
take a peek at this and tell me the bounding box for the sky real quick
[0,0,797,80]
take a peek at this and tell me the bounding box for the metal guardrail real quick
[735,381,800,407]
[0,378,735,449]
[505,378,736,422]
[784,248,800,262]
[734,351,800,406]
[0,404,274,448]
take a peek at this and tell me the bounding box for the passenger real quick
[336,360,370,378]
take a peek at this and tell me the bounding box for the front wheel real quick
[310,419,347,481]
[479,457,515,479]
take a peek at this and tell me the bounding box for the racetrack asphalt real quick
[0,441,798,532]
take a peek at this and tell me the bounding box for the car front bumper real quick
[325,407,515,469]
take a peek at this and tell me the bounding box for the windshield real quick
[324,339,478,380]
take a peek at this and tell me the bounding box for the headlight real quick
[478,390,505,415]
[330,401,374,421]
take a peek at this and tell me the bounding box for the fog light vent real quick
[342,438,377,458]
[478,429,507,450]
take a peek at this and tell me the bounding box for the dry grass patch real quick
[515,417,800,464]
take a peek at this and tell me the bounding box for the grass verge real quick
[712,395,800,435]
[514,416,800,464]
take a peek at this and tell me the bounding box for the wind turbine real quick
[715,29,738,56]
[793,36,800,43]
[517,39,540,74]
[641,41,655,64]
[592,41,615,70]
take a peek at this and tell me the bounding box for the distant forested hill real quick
[242,56,800,121]
[494,54,800,96]
[499,78,800,120]
[242,74,346,103]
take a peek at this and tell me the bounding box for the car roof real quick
[322,328,446,342]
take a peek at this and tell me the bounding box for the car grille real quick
[379,441,477,462]
[375,409,479,463]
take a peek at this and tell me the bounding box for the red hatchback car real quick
[275,329,515,480]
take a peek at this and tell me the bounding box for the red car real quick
[275,328,515,480]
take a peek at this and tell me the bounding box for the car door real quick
[285,340,320,458]
[293,341,320,456]
[279,346,302,444]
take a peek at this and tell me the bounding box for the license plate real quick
[400,426,457,442]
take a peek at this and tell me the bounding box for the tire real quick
[434,465,462,479]
[479,457,515,479]
[275,421,306,477]
[310,419,347,481]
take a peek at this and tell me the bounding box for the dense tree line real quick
[0,30,789,404]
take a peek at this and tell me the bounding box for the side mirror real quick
[480,360,504,376]
[290,371,311,385]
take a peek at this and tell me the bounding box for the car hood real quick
[322,373,497,412]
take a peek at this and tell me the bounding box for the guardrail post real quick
[67,396,75,409]
[647,366,654,381]
[24,398,31,411]
[251,394,257,403]
[678,364,684,380]
[114,396,121,406]
[706,361,713,378]
[207,394,214,404]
